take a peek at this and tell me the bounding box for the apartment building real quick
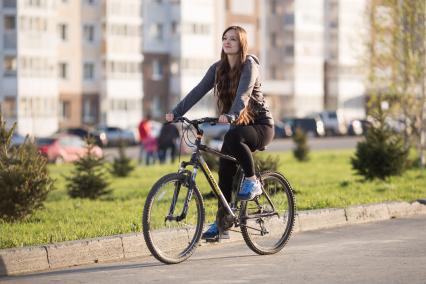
[259,0,367,121]
[259,0,325,119]
[0,0,143,136]
[142,0,223,119]
[224,0,260,56]
[0,0,58,136]
[324,0,367,120]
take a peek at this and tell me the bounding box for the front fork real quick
[165,165,197,222]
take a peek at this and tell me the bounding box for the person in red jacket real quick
[138,114,152,164]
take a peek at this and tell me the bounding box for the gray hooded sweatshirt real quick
[172,55,274,126]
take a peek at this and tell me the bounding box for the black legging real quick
[218,124,274,202]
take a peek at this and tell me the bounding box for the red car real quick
[37,134,103,163]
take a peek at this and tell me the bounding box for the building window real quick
[60,101,71,120]
[3,56,17,76]
[83,24,95,42]
[171,21,179,34]
[285,45,294,56]
[58,23,68,41]
[149,23,163,40]
[284,13,294,26]
[3,0,17,8]
[1,97,17,118]
[270,0,277,14]
[270,66,277,80]
[152,60,163,80]
[58,62,68,79]
[231,0,254,15]
[83,63,95,80]
[82,97,97,124]
[170,60,179,75]
[270,32,277,47]
[4,15,16,30]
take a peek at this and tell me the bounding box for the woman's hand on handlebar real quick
[218,115,229,124]
[165,113,174,122]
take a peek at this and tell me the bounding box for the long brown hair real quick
[215,26,254,125]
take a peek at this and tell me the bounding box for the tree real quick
[367,0,426,167]
[351,103,409,180]
[0,115,54,221]
[66,138,110,199]
[292,128,310,162]
[111,141,134,177]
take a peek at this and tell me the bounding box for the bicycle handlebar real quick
[171,116,219,126]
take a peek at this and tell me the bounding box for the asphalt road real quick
[104,136,363,161]
[3,215,425,284]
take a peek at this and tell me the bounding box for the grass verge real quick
[1,149,425,249]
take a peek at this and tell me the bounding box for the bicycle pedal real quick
[205,237,219,243]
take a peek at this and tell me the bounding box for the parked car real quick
[95,126,137,147]
[36,134,103,163]
[11,133,26,147]
[347,119,364,136]
[61,127,103,146]
[315,111,347,136]
[285,117,326,137]
[274,120,293,138]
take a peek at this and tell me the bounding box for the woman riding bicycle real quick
[165,25,274,240]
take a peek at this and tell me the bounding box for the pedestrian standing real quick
[138,114,152,164]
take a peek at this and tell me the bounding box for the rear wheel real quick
[142,173,204,264]
[240,171,296,255]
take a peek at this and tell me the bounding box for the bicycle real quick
[142,117,296,264]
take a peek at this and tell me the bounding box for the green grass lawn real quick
[1,149,425,249]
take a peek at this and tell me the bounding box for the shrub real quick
[351,125,409,180]
[66,139,110,199]
[292,128,310,161]
[0,117,54,222]
[253,152,280,172]
[111,141,134,177]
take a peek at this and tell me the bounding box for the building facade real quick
[0,0,143,136]
[143,0,223,120]
[260,0,367,121]
[324,0,367,120]
[1,0,58,136]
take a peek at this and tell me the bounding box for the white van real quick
[317,111,348,136]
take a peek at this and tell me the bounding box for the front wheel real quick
[240,171,296,255]
[142,173,205,264]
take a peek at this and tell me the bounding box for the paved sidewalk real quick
[1,200,426,276]
[2,215,425,284]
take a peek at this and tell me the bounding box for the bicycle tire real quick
[240,171,296,255]
[142,172,205,264]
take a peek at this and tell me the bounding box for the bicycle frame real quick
[166,117,277,226]
[175,131,239,220]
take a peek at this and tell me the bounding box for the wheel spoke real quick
[142,173,204,264]
[240,171,295,255]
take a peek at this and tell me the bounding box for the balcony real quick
[3,0,16,8]
[3,32,17,50]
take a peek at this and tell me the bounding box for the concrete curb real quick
[1,200,426,276]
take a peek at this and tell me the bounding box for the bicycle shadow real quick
[0,259,161,280]
[1,253,260,280]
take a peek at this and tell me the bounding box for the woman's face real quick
[222,29,240,55]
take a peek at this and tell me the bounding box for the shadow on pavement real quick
[0,256,7,277]
[1,252,260,280]
[0,260,163,280]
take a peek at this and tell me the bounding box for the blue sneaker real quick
[201,223,230,240]
[237,179,262,201]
